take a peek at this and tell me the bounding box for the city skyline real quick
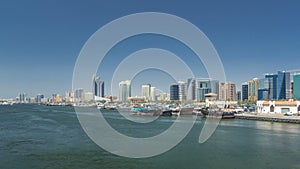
[1,1,300,98]
[5,68,300,103]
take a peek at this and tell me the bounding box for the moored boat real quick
[161,110,172,116]
[171,107,180,116]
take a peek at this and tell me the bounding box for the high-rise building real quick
[196,79,211,101]
[291,82,294,98]
[288,70,300,100]
[258,78,269,100]
[158,93,169,101]
[178,81,187,101]
[218,82,236,101]
[210,80,220,97]
[36,94,44,103]
[150,86,156,101]
[141,84,151,100]
[294,74,300,100]
[258,88,269,100]
[186,78,219,101]
[65,91,74,103]
[19,93,27,103]
[74,89,84,102]
[119,80,131,102]
[236,91,241,101]
[93,76,104,97]
[242,82,249,101]
[248,78,260,101]
[170,84,179,101]
[265,74,278,100]
[187,78,196,101]
[277,71,291,100]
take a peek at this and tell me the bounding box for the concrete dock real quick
[235,114,300,124]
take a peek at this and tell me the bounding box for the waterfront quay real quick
[235,113,300,124]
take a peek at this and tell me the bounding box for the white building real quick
[84,92,94,102]
[257,100,300,114]
[141,84,151,101]
[157,93,169,101]
[94,96,111,103]
[119,80,131,102]
[178,81,187,102]
[150,86,156,102]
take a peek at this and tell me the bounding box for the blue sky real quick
[1,0,300,98]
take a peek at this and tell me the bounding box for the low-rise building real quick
[257,100,300,114]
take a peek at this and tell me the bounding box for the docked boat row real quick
[32,93,241,119]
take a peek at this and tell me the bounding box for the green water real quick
[1,104,300,169]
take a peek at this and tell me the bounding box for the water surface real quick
[1,104,300,169]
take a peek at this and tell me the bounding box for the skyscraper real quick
[93,76,104,97]
[218,82,236,101]
[141,84,151,101]
[196,79,212,101]
[19,93,27,103]
[36,94,44,103]
[186,78,219,101]
[119,80,131,102]
[170,84,179,101]
[150,86,156,101]
[74,88,84,102]
[294,74,300,100]
[288,70,300,100]
[265,74,278,100]
[258,78,269,100]
[277,71,291,100]
[178,81,187,101]
[210,80,220,98]
[258,88,269,100]
[187,78,196,101]
[242,82,249,101]
[248,78,260,101]
[236,91,241,101]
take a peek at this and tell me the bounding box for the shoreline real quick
[235,114,300,124]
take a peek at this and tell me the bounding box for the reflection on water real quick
[1,104,300,169]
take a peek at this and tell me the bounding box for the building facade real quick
[93,76,104,97]
[218,82,236,101]
[265,74,278,100]
[236,91,241,101]
[242,82,249,101]
[74,89,84,102]
[178,81,187,101]
[257,100,300,114]
[196,79,212,101]
[150,86,156,101]
[294,74,300,100]
[258,88,269,100]
[141,84,151,101]
[36,94,44,103]
[119,80,131,102]
[186,78,219,101]
[170,84,179,101]
[277,71,291,100]
[248,78,260,101]
[187,78,196,101]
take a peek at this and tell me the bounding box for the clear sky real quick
[1,0,300,98]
